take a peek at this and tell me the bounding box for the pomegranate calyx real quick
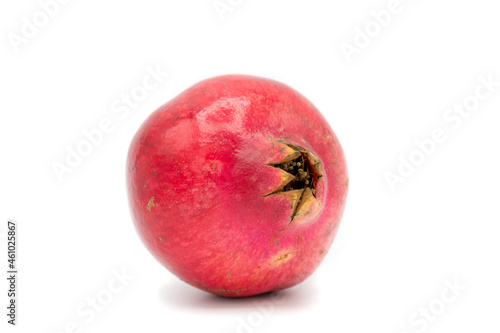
[266,141,323,223]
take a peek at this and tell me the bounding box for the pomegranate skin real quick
[127,75,348,297]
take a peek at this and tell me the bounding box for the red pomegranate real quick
[127,75,348,297]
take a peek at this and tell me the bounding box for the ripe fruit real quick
[127,75,348,297]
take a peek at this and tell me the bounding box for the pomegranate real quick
[127,75,348,297]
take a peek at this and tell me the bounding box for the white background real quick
[1,0,500,332]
